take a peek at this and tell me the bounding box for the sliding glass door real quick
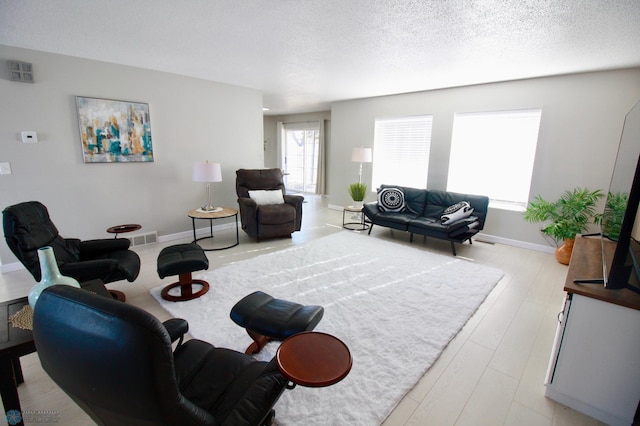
[281,122,320,194]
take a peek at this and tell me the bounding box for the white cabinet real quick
[545,293,640,425]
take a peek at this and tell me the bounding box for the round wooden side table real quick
[276,331,352,388]
[188,208,239,251]
[106,223,141,238]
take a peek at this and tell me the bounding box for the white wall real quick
[0,45,264,266]
[329,69,640,247]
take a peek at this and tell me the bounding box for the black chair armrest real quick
[363,202,379,220]
[59,259,119,282]
[283,194,304,207]
[237,197,257,210]
[79,238,131,258]
[163,318,189,347]
[64,238,82,247]
[79,279,112,299]
[284,194,304,231]
[237,197,258,236]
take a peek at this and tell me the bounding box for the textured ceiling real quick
[1,0,639,115]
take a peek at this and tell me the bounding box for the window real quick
[372,115,433,190]
[447,109,542,211]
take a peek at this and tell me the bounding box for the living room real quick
[2,48,639,265]
[1,2,640,425]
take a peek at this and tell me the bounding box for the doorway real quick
[280,122,321,194]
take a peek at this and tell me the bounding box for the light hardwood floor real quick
[0,196,606,425]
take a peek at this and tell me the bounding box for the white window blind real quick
[372,115,433,190]
[447,109,542,210]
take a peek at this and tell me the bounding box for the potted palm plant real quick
[524,187,603,264]
[348,182,367,208]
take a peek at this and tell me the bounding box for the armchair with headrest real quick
[33,285,289,425]
[2,201,140,300]
[236,168,304,241]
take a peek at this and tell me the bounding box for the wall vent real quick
[8,60,35,83]
[128,231,158,247]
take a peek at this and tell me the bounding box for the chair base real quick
[255,233,293,243]
[245,329,272,355]
[109,290,127,302]
[161,273,209,302]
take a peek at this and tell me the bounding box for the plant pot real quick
[555,238,575,265]
[28,246,81,308]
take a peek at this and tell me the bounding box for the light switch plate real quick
[0,162,12,175]
[21,131,37,143]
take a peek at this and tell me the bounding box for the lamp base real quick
[197,206,223,213]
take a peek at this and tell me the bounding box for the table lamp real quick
[192,161,222,212]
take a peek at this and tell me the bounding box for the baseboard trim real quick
[474,233,555,254]
[0,262,25,274]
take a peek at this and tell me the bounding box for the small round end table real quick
[106,223,141,238]
[188,208,239,251]
[343,206,369,231]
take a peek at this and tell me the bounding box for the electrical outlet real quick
[0,162,12,175]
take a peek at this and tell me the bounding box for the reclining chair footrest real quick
[157,244,210,302]
[230,291,324,354]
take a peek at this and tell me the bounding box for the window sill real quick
[489,201,526,212]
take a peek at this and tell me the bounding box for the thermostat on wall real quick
[21,131,38,143]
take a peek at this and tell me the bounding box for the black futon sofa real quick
[363,185,490,255]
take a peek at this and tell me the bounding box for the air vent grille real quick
[128,231,158,247]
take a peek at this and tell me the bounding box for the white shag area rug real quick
[151,231,504,425]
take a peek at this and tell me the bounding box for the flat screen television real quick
[592,99,640,294]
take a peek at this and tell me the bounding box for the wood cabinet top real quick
[564,236,640,310]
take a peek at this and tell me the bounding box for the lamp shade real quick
[192,162,222,182]
[351,147,372,163]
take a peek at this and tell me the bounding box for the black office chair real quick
[33,285,289,426]
[2,201,140,301]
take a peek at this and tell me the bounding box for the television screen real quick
[601,99,640,293]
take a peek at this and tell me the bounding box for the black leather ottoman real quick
[157,243,209,302]
[230,291,324,354]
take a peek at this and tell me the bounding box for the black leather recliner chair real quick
[33,285,289,426]
[2,201,140,300]
[236,168,304,241]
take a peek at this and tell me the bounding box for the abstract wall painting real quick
[75,96,154,163]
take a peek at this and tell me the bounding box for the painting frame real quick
[75,96,154,163]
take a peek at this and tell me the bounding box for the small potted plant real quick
[348,182,367,209]
[524,187,603,264]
